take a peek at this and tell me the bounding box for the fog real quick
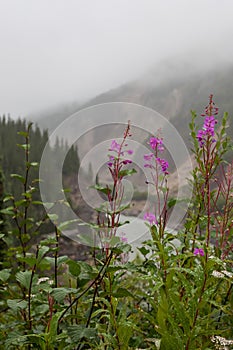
[1,0,233,118]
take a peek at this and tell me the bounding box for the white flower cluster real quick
[212,270,233,279]
[222,270,233,278]
[37,277,53,285]
[212,271,225,278]
[211,335,233,350]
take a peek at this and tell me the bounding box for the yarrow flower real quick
[212,270,225,278]
[194,248,204,256]
[211,335,233,348]
[144,212,157,225]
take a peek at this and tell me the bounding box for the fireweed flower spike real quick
[98,121,134,252]
[196,94,218,147]
[109,140,121,152]
[150,137,164,151]
[156,157,169,174]
[107,134,133,169]
[194,248,204,256]
[143,136,169,174]
[201,93,219,116]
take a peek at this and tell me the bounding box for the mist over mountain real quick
[30,61,233,144]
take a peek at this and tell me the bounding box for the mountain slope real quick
[31,62,233,143]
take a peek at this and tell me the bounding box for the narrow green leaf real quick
[118,168,137,178]
[90,184,111,195]
[11,173,25,183]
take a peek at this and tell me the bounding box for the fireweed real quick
[136,96,233,350]
[189,94,232,255]
[94,122,135,254]
[0,98,232,350]
[143,134,169,238]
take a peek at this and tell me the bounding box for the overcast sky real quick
[1,0,233,118]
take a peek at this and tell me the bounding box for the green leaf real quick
[113,288,134,298]
[7,299,27,311]
[46,311,64,343]
[118,321,134,349]
[0,269,11,282]
[0,208,15,216]
[67,260,81,277]
[118,168,137,178]
[43,202,55,210]
[138,246,150,256]
[47,213,58,221]
[37,246,50,263]
[31,200,43,205]
[16,270,32,289]
[17,131,28,137]
[51,288,78,303]
[17,143,30,150]
[27,161,38,167]
[18,256,37,267]
[57,219,79,231]
[11,173,25,183]
[44,255,68,266]
[15,199,28,207]
[168,198,177,209]
[3,195,14,202]
[109,235,121,246]
[66,325,97,342]
[90,184,111,195]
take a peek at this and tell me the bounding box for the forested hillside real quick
[0,116,80,193]
[0,116,80,240]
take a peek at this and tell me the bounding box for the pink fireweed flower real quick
[194,248,204,256]
[197,95,218,147]
[150,137,164,152]
[107,155,115,167]
[156,157,169,174]
[120,232,128,243]
[203,115,218,136]
[144,212,157,225]
[109,140,121,152]
[144,153,154,168]
[197,129,206,147]
[144,153,154,161]
[197,116,218,147]
[107,136,133,168]
[122,159,132,165]
[144,163,153,169]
